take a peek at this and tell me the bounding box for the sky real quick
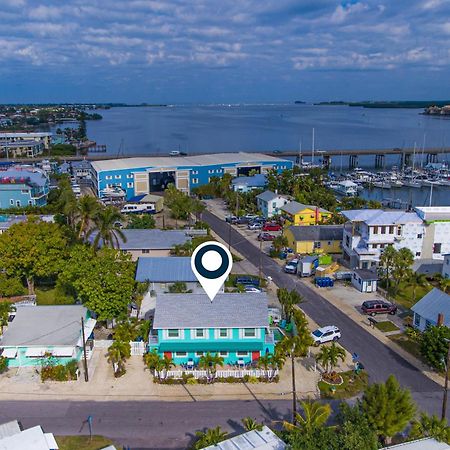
[0,0,449,103]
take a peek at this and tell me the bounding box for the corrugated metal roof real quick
[153,293,269,329]
[203,426,286,450]
[256,190,279,202]
[0,305,88,346]
[91,229,190,250]
[91,152,290,172]
[135,257,197,282]
[342,209,422,225]
[281,201,329,215]
[411,288,450,325]
[287,225,343,241]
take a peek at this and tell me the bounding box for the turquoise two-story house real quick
[148,293,275,365]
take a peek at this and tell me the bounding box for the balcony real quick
[148,334,159,345]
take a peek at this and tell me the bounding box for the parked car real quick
[361,300,397,316]
[236,217,250,224]
[244,214,259,220]
[284,258,299,274]
[244,286,262,293]
[225,215,238,223]
[258,232,275,241]
[235,276,260,287]
[311,325,341,345]
[248,222,262,230]
[262,222,282,232]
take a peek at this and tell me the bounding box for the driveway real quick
[202,209,447,416]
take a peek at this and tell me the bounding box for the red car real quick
[258,232,276,241]
[262,222,282,232]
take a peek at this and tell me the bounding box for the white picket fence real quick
[165,368,279,379]
[93,340,146,356]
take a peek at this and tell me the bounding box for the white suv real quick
[311,326,341,345]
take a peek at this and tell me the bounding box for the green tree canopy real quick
[126,214,156,229]
[0,220,69,293]
[420,325,450,370]
[57,245,135,320]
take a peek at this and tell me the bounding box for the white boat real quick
[332,180,358,196]
[101,186,126,198]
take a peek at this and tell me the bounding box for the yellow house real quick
[281,201,331,226]
[284,225,343,254]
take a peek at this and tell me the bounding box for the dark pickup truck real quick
[361,300,397,316]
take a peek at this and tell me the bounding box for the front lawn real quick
[388,333,425,363]
[374,321,400,333]
[56,435,114,450]
[35,287,75,306]
[318,370,368,399]
[386,282,433,309]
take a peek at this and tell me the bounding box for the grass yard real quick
[56,435,114,450]
[374,321,400,333]
[390,282,433,309]
[388,333,425,363]
[35,287,75,306]
[318,370,368,399]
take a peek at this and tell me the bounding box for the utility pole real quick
[81,316,89,382]
[291,350,297,425]
[442,339,450,420]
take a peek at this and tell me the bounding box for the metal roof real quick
[415,207,450,222]
[354,269,379,280]
[135,257,197,282]
[256,190,280,202]
[0,305,88,347]
[382,437,450,449]
[281,200,330,215]
[287,225,343,241]
[153,293,269,329]
[91,152,289,172]
[0,167,48,188]
[203,426,286,450]
[92,229,190,250]
[0,425,58,450]
[342,209,422,225]
[411,288,450,326]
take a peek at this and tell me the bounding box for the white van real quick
[121,203,155,214]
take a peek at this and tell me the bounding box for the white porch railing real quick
[130,341,146,356]
[165,368,279,379]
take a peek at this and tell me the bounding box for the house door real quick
[252,351,260,361]
[164,352,172,359]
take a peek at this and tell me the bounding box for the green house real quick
[148,293,275,365]
[0,305,96,367]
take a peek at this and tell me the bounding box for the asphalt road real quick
[203,210,446,414]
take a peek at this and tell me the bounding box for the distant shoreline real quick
[314,100,450,109]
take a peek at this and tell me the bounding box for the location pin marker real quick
[191,241,233,302]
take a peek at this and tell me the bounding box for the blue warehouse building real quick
[90,152,293,199]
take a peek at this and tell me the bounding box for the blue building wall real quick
[95,159,293,200]
[148,327,275,365]
[0,183,48,209]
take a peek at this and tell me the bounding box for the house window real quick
[416,252,421,257]
[218,351,228,357]
[9,199,14,205]
[373,226,378,234]
[397,226,402,236]
[114,175,121,179]
[434,243,442,254]
[142,249,150,254]
[389,226,394,234]
[218,328,229,338]
[175,352,187,357]
[105,175,112,180]
[167,329,180,338]
[127,182,133,188]
[126,174,133,179]
[237,351,249,357]
[417,234,422,239]
[414,314,421,327]
[425,320,432,329]
[327,241,332,245]
[21,189,29,194]
[243,328,256,338]
[192,170,198,175]
[381,226,386,234]
[192,178,199,184]
[195,329,205,338]
[28,200,33,206]
[314,241,321,249]
[16,200,21,207]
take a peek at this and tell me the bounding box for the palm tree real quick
[107,340,130,375]
[198,352,224,383]
[409,272,429,303]
[277,288,303,322]
[439,277,450,294]
[257,354,271,381]
[158,355,175,381]
[410,412,450,443]
[76,195,100,240]
[283,400,332,435]
[242,417,263,431]
[315,342,346,373]
[89,206,126,249]
[144,350,161,375]
[193,426,228,449]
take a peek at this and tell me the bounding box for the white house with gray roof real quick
[411,288,450,332]
[148,293,275,365]
[90,229,191,260]
[256,190,289,218]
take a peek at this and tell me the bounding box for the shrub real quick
[0,356,8,374]
[0,274,26,298]
[40,359,79,382]
[186,377,198,385]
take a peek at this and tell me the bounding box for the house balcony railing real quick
[148,335,159,345]
[265,332,275,344]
